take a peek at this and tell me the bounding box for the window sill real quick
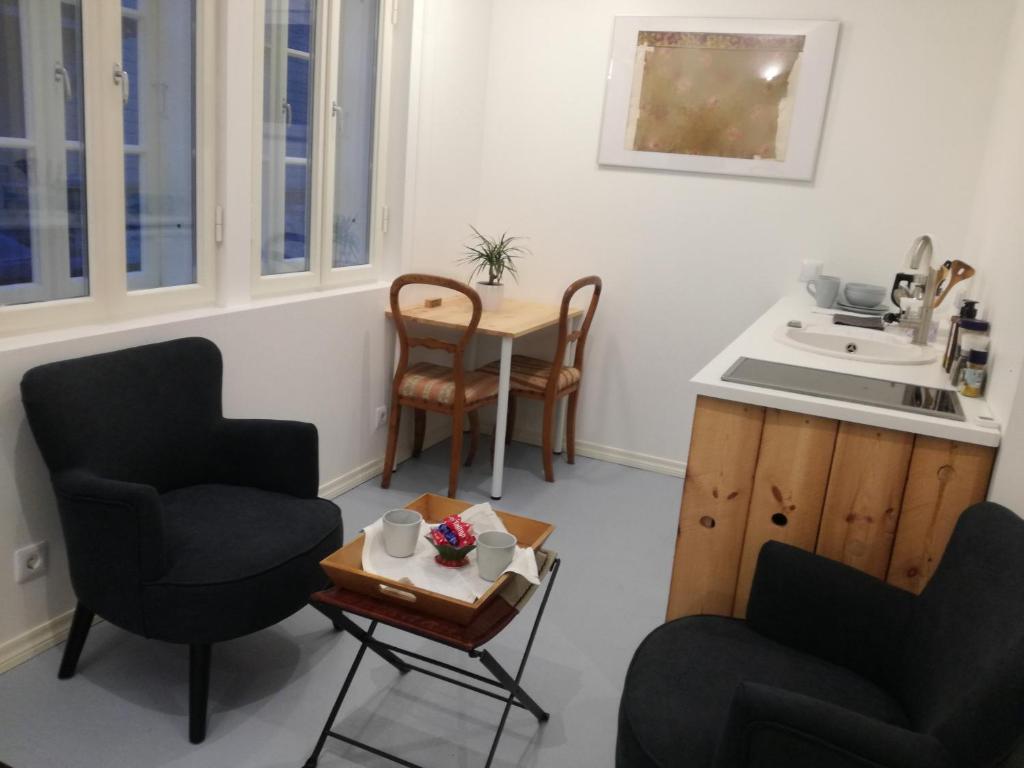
[0,279,390,354]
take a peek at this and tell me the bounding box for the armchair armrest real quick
[714,683,953,768]
[211,418,319,498]
[52,470,165,627]
[747,542,915,684]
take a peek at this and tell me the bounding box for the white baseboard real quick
[509,426,686,478]
[0,607,103,675]
[318,424,451,499]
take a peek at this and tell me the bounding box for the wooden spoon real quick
[933,260,975,308]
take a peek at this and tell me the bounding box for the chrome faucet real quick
[889,235,937,347]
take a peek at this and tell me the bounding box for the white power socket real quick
[14,541,49,584]
[373,405,388,431]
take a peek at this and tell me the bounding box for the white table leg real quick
[490,336,514,499]
[553,316,581,455]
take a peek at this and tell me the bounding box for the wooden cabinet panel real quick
[816,423,914,579]
[732,409,839,618]
[666,396,765,621]
[887,437,996,593]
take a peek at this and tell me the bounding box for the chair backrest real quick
[20,337,223,492]
[545,276,602,397]
[389,274,482,409]
[898,502,1024,765]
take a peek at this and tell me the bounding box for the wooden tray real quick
[320,493,555,625]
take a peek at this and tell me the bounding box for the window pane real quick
[1,0,89,306]
[261,0,316,275]
[332,0,379,268]
[122,0,197,291]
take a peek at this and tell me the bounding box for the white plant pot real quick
[477,282,504,311]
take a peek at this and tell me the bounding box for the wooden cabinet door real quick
[732,409,838,618]
[816,422,914,579]
[666,397,765,620]
[888,437,996,593]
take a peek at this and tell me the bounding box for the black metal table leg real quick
[333,613,411,674]
[303,621,377,768]
[478,557,561,767]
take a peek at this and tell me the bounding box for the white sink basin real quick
[775,324,937,365]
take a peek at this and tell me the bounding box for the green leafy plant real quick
[459,227,527,286]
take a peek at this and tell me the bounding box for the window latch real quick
[112,64,130,104]
[282,100,293,125]
[54,63,72,102]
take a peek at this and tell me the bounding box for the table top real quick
[386,297,582,339]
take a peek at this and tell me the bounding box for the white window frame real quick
[0,0,217,336]
[251,0,391,297]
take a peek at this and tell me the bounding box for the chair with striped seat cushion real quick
[400,362,499,406]
[477,276,602,483]
[382,275,499,498]
[479,355,581,394]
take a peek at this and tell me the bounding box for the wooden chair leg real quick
[448,408,464,497]
[412,409,426,458]
[58,602,94,680]
[465,411,480,467]
[189,643,212,744]
[506,396,516,446]
[567,392,579,464]
[381,402,401,489]
[541,398,555,483]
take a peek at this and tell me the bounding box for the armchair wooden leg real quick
[567,391,579,465]
[448,408,464,497]
[412,409,426,458]
[189,643,212,744]
[541,399,555,483]
[381,403,401,489]
[465,411,480,467]
[58,602,94,680]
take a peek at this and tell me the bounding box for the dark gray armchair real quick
[20,337,343,744]
[618,502,1024,768]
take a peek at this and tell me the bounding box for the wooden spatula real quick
[933,260,975,308]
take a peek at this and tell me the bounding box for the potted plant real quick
[459,227,527,311]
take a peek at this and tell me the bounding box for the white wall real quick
[407,0,1016,463]
[967,2,1024,509]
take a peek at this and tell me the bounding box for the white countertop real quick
[691,294,1002,447]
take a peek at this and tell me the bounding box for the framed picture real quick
[598,17,840,181]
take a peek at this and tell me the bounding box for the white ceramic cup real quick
[476,531,517,582]
[382,509,422,558]
[806,275,841,308]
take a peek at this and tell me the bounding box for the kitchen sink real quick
[775,324,937,365]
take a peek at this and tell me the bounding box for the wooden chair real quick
[382,274,499,497]
[479,276,602,482]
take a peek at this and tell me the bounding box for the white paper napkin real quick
[361,502,539,603]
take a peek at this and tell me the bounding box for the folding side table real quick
[302,551,560,768]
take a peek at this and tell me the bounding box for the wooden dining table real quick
[386,297,583,499]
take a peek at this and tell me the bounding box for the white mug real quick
[382,509,422,558]
[476,531,517,581]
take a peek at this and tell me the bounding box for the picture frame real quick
[598,17,840,181]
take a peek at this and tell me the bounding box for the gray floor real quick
[0,441,680,768]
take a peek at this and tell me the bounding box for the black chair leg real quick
[58,603,94,680]
[189,643,212,744]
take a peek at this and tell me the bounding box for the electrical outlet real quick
[14,541,49,584]
[374,405,388,430]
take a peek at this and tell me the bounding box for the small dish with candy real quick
[425,514,477,567]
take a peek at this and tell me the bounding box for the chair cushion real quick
[618,616,909,768]
[140,484,342,643]
[479,354,581,394]
[399,362,498,406]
